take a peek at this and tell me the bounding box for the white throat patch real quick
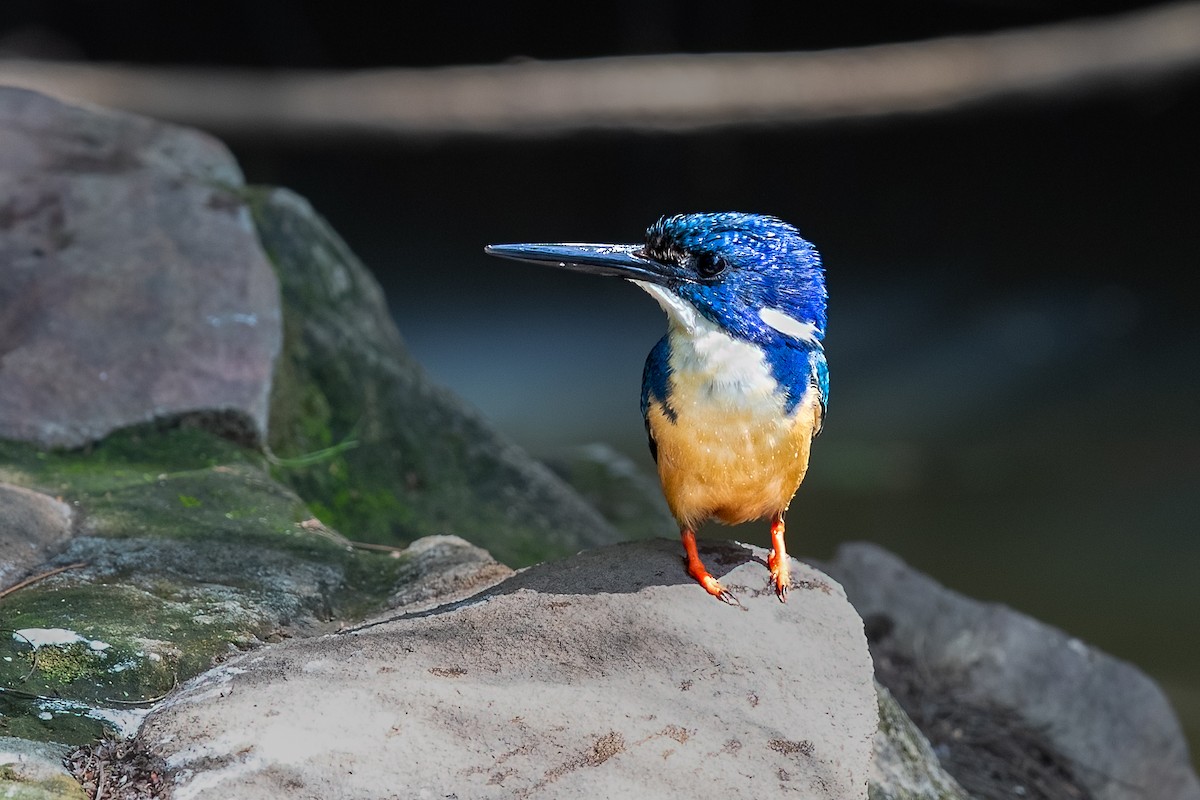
[631,280,702,333]
[632,279,782,408]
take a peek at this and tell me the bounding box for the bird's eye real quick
[695,253,726,279]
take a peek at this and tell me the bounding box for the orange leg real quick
[768,511,790,602]
[681,528,739,606]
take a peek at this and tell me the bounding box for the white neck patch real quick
[632,279,782,408]
[759,307,821,345]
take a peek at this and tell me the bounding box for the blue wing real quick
[640,335,673,463]
[762,341,827,420]
[811,349,828,435]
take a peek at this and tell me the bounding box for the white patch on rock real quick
[206,312,259,327]
[28,697,150,738]
[13,627,112,652]
[91,707,150,738]
[13,628,84,648]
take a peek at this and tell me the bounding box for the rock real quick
[826,542,1200,800]
[0,87,281,449]
[0,738,85,800]
[252,186,627,565]
[1,84,633,568]
[0,483,72,587]
[386,534,513,611]
[139,540,878,799]
[870,684,969,800]
[0,87,650,776]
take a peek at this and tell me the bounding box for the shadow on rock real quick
[351,537,773,633]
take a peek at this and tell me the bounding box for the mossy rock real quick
[0,184,646,751]
[248,187,624,567]
[0,770,87,800]
[0,426,409,745]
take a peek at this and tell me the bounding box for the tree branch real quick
[3,1,1199,138]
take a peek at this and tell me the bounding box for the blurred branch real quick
[2,1,1199,138]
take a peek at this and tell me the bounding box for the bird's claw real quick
[772,576,789,603]
[717,587,743,607]
[700,574,742,607]
[768,554,790,603]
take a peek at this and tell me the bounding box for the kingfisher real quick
[486,213,827,604]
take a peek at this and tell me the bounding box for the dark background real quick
[3,0,1197,755]
[0,0,1178,66]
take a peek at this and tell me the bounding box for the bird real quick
[486,213,827,604]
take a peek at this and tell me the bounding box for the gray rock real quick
[530,442,988,800]
[0,482,72,587]
[826,542,1200,800]
[140,540,878,799]
[0,87,281,449]
[386,533,513,611]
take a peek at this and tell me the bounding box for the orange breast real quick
[647,392,821,529]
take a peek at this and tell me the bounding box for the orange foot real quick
[768,512,790,602]
[681,528,741,606]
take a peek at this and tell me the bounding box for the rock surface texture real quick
[827,542,1200,800]
[0,738,85,799]
[140,540,878,800]
[0,87,281,449]
[870,684,970,800]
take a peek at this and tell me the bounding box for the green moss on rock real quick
[19,643,99,685]
[0,425,410,743]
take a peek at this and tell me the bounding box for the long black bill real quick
[484,243,691,287]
